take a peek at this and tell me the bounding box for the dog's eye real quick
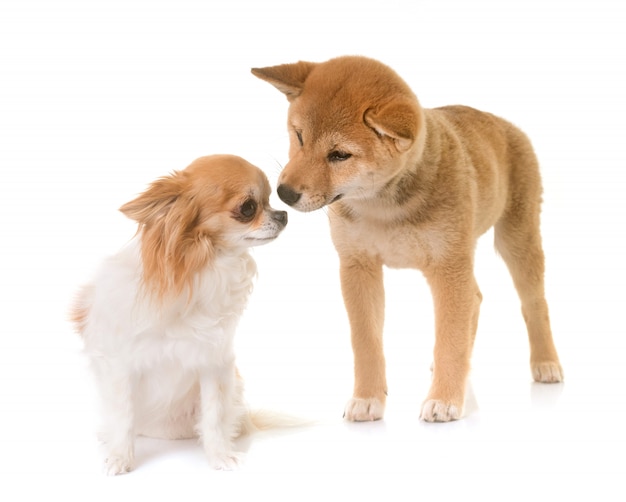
[296,130,303,146]
[240,199,257,219]
[328,150,352,162]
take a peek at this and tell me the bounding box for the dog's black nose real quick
[277,184,301,206]
[272,210,288,227]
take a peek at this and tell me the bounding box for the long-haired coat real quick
[71,154,287,474]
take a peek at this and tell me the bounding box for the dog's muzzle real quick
[277,184,301,206]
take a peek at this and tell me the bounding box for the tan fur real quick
[252,56,563,422]
[69,284,93,337]
[119,155,271,303]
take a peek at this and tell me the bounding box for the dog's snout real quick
[272,210,288,228]
[277,184,301,206]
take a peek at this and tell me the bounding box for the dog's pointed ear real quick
[251,61,317,101]
[364,99,424,153]
[119,172,184,224]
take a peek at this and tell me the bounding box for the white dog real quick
[71,155,287,474]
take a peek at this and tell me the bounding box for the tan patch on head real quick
[254,56,427,211]
[119,155,271,302]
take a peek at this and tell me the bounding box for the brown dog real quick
[252,56,563,422]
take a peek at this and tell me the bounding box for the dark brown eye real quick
[328,150,352,162]
[296,130,303,146]
[240,199,257,219]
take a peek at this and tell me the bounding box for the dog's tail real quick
[240,409,315,435]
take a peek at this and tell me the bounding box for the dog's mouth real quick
[330,193,344,204]
[244,235,277,243]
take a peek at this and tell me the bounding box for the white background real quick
[1,0,624,498]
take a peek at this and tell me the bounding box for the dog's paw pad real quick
[420,399,461,423]
[344,397,385,422]
[532,362,564,383]
[104,455,133,476]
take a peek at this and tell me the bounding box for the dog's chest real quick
[132,253,255,366]
[166,261,254,339]
[332,216,448,270]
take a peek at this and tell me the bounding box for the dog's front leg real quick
[421,265,480,422]
[197,361,241,470]
[340,254,387,421]
[94,366,136,475]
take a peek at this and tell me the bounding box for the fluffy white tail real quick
[240,409,315,435]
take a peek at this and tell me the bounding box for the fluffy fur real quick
[71,154,287,474]
[252,55,563,423]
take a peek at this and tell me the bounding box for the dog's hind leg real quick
[494,194,563,383]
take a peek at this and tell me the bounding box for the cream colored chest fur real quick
[330,212,449,270]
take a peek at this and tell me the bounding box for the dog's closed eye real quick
[327,150,352,162]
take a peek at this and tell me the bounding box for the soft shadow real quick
[134,437,203,470]
[463,377,480,418]
[132,411,316,470]
[530,381,564,409]
[342,417,388,435]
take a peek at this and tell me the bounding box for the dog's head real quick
[252,56,426,212]
[120,154,287,299]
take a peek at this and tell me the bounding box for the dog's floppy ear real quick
[120,172,216,301]
[364,99,424,153]
[251,61,318,101]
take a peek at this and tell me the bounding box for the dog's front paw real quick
[104,454,134,476]
[420,399,462,422]
[532,361,564,383]
[206,450,243,470]
[344,397,385,421]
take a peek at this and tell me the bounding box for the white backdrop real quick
[1,0,624,498]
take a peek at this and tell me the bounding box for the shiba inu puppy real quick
[252,56,563,422]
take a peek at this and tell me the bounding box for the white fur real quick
[76,238,257,474]
[73,155,288,474]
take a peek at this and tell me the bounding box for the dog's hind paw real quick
[420,399,461,423]
[532,361,564,383]
[344,397,385,421]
